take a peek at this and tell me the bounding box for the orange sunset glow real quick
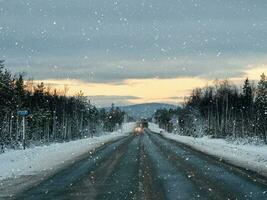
[33,65,266,106]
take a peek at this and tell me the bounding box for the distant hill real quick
[119,103,177,120]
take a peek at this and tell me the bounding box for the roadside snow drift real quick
[149,123,267,178]
[0,123,135,181]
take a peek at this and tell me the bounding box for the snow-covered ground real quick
[149,123,267,177]
[0,122,135,182]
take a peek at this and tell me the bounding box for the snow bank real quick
[121,122,136,133]
[149,123,267,177]
[149,123,163,133]
[0,123,133,181]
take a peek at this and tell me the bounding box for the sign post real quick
[17,110,29,150]
[22,116,26,149]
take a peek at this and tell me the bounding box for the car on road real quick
[134,127,144,134]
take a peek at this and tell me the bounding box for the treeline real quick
[0,61,125,151]
[154,74,267,143]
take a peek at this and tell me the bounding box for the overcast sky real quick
[1,0,267,106]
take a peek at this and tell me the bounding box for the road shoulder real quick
[149,124,267,179]
[0,134,128,198]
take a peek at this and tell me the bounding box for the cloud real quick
[88,95,140,100]
[34,76,211,104]
[6,55,267,84]
[87,95,141,107]
[243,64,267,80]
[1,0,267,83]
[1,0,267,106]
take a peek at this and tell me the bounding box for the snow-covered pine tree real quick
[255,73,267,143]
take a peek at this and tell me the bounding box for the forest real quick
[154,74,267,144]
[0,61,125,152]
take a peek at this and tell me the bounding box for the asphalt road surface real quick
[15,130,267,200]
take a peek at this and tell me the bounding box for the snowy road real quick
[15,131,267,200]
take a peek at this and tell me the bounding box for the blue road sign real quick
[17,110,29,116]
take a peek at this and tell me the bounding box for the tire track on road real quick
[15,135,134,200]
[143,134,206,199]
[138,134,166,200]
[148,131,267,200]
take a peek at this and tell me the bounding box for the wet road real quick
[16,130,267,200]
